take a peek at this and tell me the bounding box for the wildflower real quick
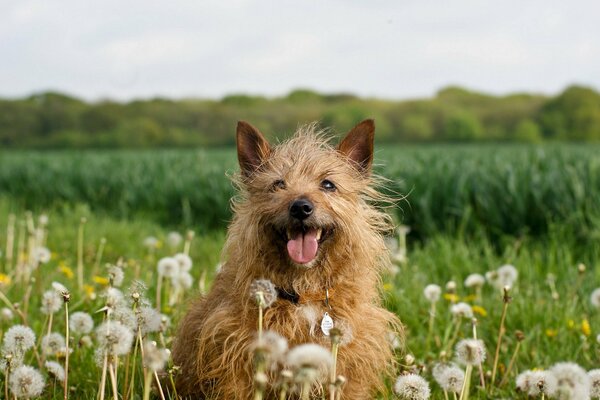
[423,284,441,303]
[40,290,62,314]
[387,331,402,350]
[173,271,193,289]
[45,361,65,382]
[394,373,431,400]
[96,321,134,356]
[137,307,162,335]
[432,363,464,393]
[167,231,183,248]
[113,306,137,330]
[143,236,159,249]
[464,274,485,289]
[496,264,518,288]
[527,370,557,396]
[450,302,473,319]
[33,247,51,264]
[0,273,12,286]
[157,257,179,278]
[249,279,277,308]
[39,214,49,226]
[41,333,66,356]
[550,362,590,399]
[9,365,45,398]
[174,253,193,272]
[93,276,110,285]
[443,293,459,303]
[103,287,124,310]
[445,281,457,292]
[1,307,14,321]
[590,288,600,308]
[108,265,124,287]
[3,325,36,354]
[143,341,170,372]
[253,331,288,367]
[286,343,332,376]
[582,319,591,336]
[589,369,600,397]
[471,305,488,317]
[70,312,94,335]
[455,339,486,366]
[546,329,558,338]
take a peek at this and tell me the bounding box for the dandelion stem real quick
[329,342,339,400]
[4,214,15,273]
[77,217,86,294]
[142,370,152,400]
[426,302,436,353]
[64,301,70,400]
[491,287,511,385]
[153,371,166,400]
[108,361,118,400]
[443,390,449,400]
[498,340,521,387]
[459,364,472,400]
[92,238,106,278]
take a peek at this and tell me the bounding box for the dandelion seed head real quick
[497,264,518,288]
[173,271,193,289]
[108,265,125,287]
[455,339,486,366]
[40,290,62,314]
[590,288,600,308]
[33,247,51,264]
[51,281,69,297]
[286,343,332,372]
[157,257,178,277]
[464,274,485,289]
[588,369,600,397]
[394,374,431,400]
[44,361,65,382]
[254,331,288,366]
[167,231,183,248]
[3,325,36,354]
[38,214,49,226]
[527,371,558,396]
[423,284,441,303]
[113,306,137,331]
[41,333,65,356]
[433,363,464,393]
[174,253,193,272]
[387,331,402,350]
[9,365,45,398]
[249,279,277,308]
[550,362,590,399]
[103,287,125,309]
[445,281,457,292]
[143,236,158,249]
[96,321,134,356]
[137,307,162,335]
[70,312,94,335]
[143,341,170,372]
[1,307,14,321]
[450,302,473,319]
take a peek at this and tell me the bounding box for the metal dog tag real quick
[321,312,334,336]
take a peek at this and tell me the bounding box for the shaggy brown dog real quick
[172,120,401,399]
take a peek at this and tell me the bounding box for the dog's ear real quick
[338,119,375,175]
[237,121,271,177]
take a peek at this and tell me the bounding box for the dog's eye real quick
[320,179,336,192]
[271,179,286,191]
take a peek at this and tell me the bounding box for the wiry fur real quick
[172,122,403,399]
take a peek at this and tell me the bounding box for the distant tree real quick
[442,110,483,141]
[514,119,542,143]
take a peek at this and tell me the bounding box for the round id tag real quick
[321,312,334,336]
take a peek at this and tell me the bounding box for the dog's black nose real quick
[289,199,314,220]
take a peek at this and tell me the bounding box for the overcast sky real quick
[1,0,599,101]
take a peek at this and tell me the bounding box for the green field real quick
[0,145,599,399]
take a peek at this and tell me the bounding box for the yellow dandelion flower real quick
[472,305,488,317]
[83,284,96,300]
[581,319,591,337]
[93,276,109,286]
[443,293,460,303]
[0,273,11,286]
[59,265,74,279]
[462,294,477,302]
[545,329,558,338]
[155,240,163,249]
[567,319,575,329]
[382,283,393,292]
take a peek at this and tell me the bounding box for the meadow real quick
[0,144,599,399]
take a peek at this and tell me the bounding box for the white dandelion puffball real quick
[40,290,62,314]
[9,365,45,398]
[455,339,486,366]
[550,362,590,399]
[167,231,183,248]
[450,302,473,319]
[249,279,278,308]
[423,284,441,303]
[137,307,162,335]
[516,370,533,392]
[394,374,431,400]
[3,325,36,353]
[45,361,65,382]
[143,236,158,249]
[96,321,134,356]
[108,265,125,287]
[255,331,288,366]
[526,370,557,396]
[157,257,179,278]
[33,247,51,264]
[70,312,94,335]
[433,364,464,393]
[38,214,49,226]
[173,271,193,289]
[286,343,332,372]
[588,369,600,397]
[41,333,65,356]
[1,307,14,321]
[112,306,137,331]
[51,281,69,296]
[103,287,125,309]
[464,273,485,289]
[590,288,600,308]
[497,264,518,288]
[143,341,170,372]
[174,253,193,272]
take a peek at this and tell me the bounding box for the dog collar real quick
[276,287,335,305]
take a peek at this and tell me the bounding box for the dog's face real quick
[236,120,375,269]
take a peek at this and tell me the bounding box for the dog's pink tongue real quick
[287,229,318,264]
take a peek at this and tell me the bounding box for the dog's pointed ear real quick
[237,121,271,177]
[338,119,375,175]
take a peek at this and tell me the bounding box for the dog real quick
[172,120,402,399]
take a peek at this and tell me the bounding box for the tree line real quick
[0,85,599,148]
